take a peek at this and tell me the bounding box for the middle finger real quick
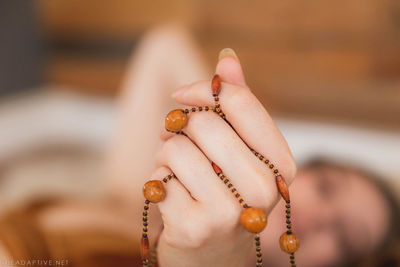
[184,111,279,212]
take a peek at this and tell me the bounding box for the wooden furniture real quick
[36,0,400,129]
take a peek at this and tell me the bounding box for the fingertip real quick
[216,49,247,87]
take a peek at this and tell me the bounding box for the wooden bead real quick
[143,180,166,203]
[140,236,149,261]
[279,232,300,254]
[211,74,222,96]
[211,162,222,175]
[240,207,268,233]
[165,109,188,132]
[276,175,290,202]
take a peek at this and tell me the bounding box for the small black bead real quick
[145,200,150,204]
[142,233,147,238]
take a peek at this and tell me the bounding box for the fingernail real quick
[218,48,239,62]
[171,85,187,98]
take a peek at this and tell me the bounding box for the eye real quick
[315,172,337,200]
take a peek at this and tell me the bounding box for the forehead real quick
[330,168,390,252]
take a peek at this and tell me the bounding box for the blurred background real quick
[0,0,399,265]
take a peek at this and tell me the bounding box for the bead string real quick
[140,75,299,266]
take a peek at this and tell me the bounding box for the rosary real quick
[140,75,300,266]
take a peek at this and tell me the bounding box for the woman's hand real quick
[153,51,297,267]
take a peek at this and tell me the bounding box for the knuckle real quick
[162,135,186,156]
[181,219,211,249]
[162,219,211,249]
[212,202,241,231]
[229,87,256,108]
[162,230,180,248]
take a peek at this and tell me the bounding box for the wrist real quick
[157,231,252,267]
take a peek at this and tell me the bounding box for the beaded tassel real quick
[141,74,299,267]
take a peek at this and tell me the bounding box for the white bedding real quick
[0,90,399,192]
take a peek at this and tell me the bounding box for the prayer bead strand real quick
[141,74,299,266]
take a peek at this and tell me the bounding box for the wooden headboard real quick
[36,0,400,130]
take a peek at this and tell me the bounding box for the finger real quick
[150,167,195,224]
[216,48,247,87]
[172,81,297,184]
[157,134,231,204]
[182,110,279,212]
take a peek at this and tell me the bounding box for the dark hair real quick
[305,159,400,267]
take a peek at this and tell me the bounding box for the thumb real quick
[215,48,247,87]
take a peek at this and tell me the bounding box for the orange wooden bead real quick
[279,232,300,254]
[211,74,222,96]
[143,180,166,203]
[276,175,290,202]
[165,109,188,132]
[240,207,268,233]
[140,236,149,261]
[211,162,222,175]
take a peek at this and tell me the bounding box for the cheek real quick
[290,173,323,211]
[296,230,341,267]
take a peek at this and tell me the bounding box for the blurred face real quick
[263,164,390,267]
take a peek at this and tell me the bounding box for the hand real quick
[153,51,297,267]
